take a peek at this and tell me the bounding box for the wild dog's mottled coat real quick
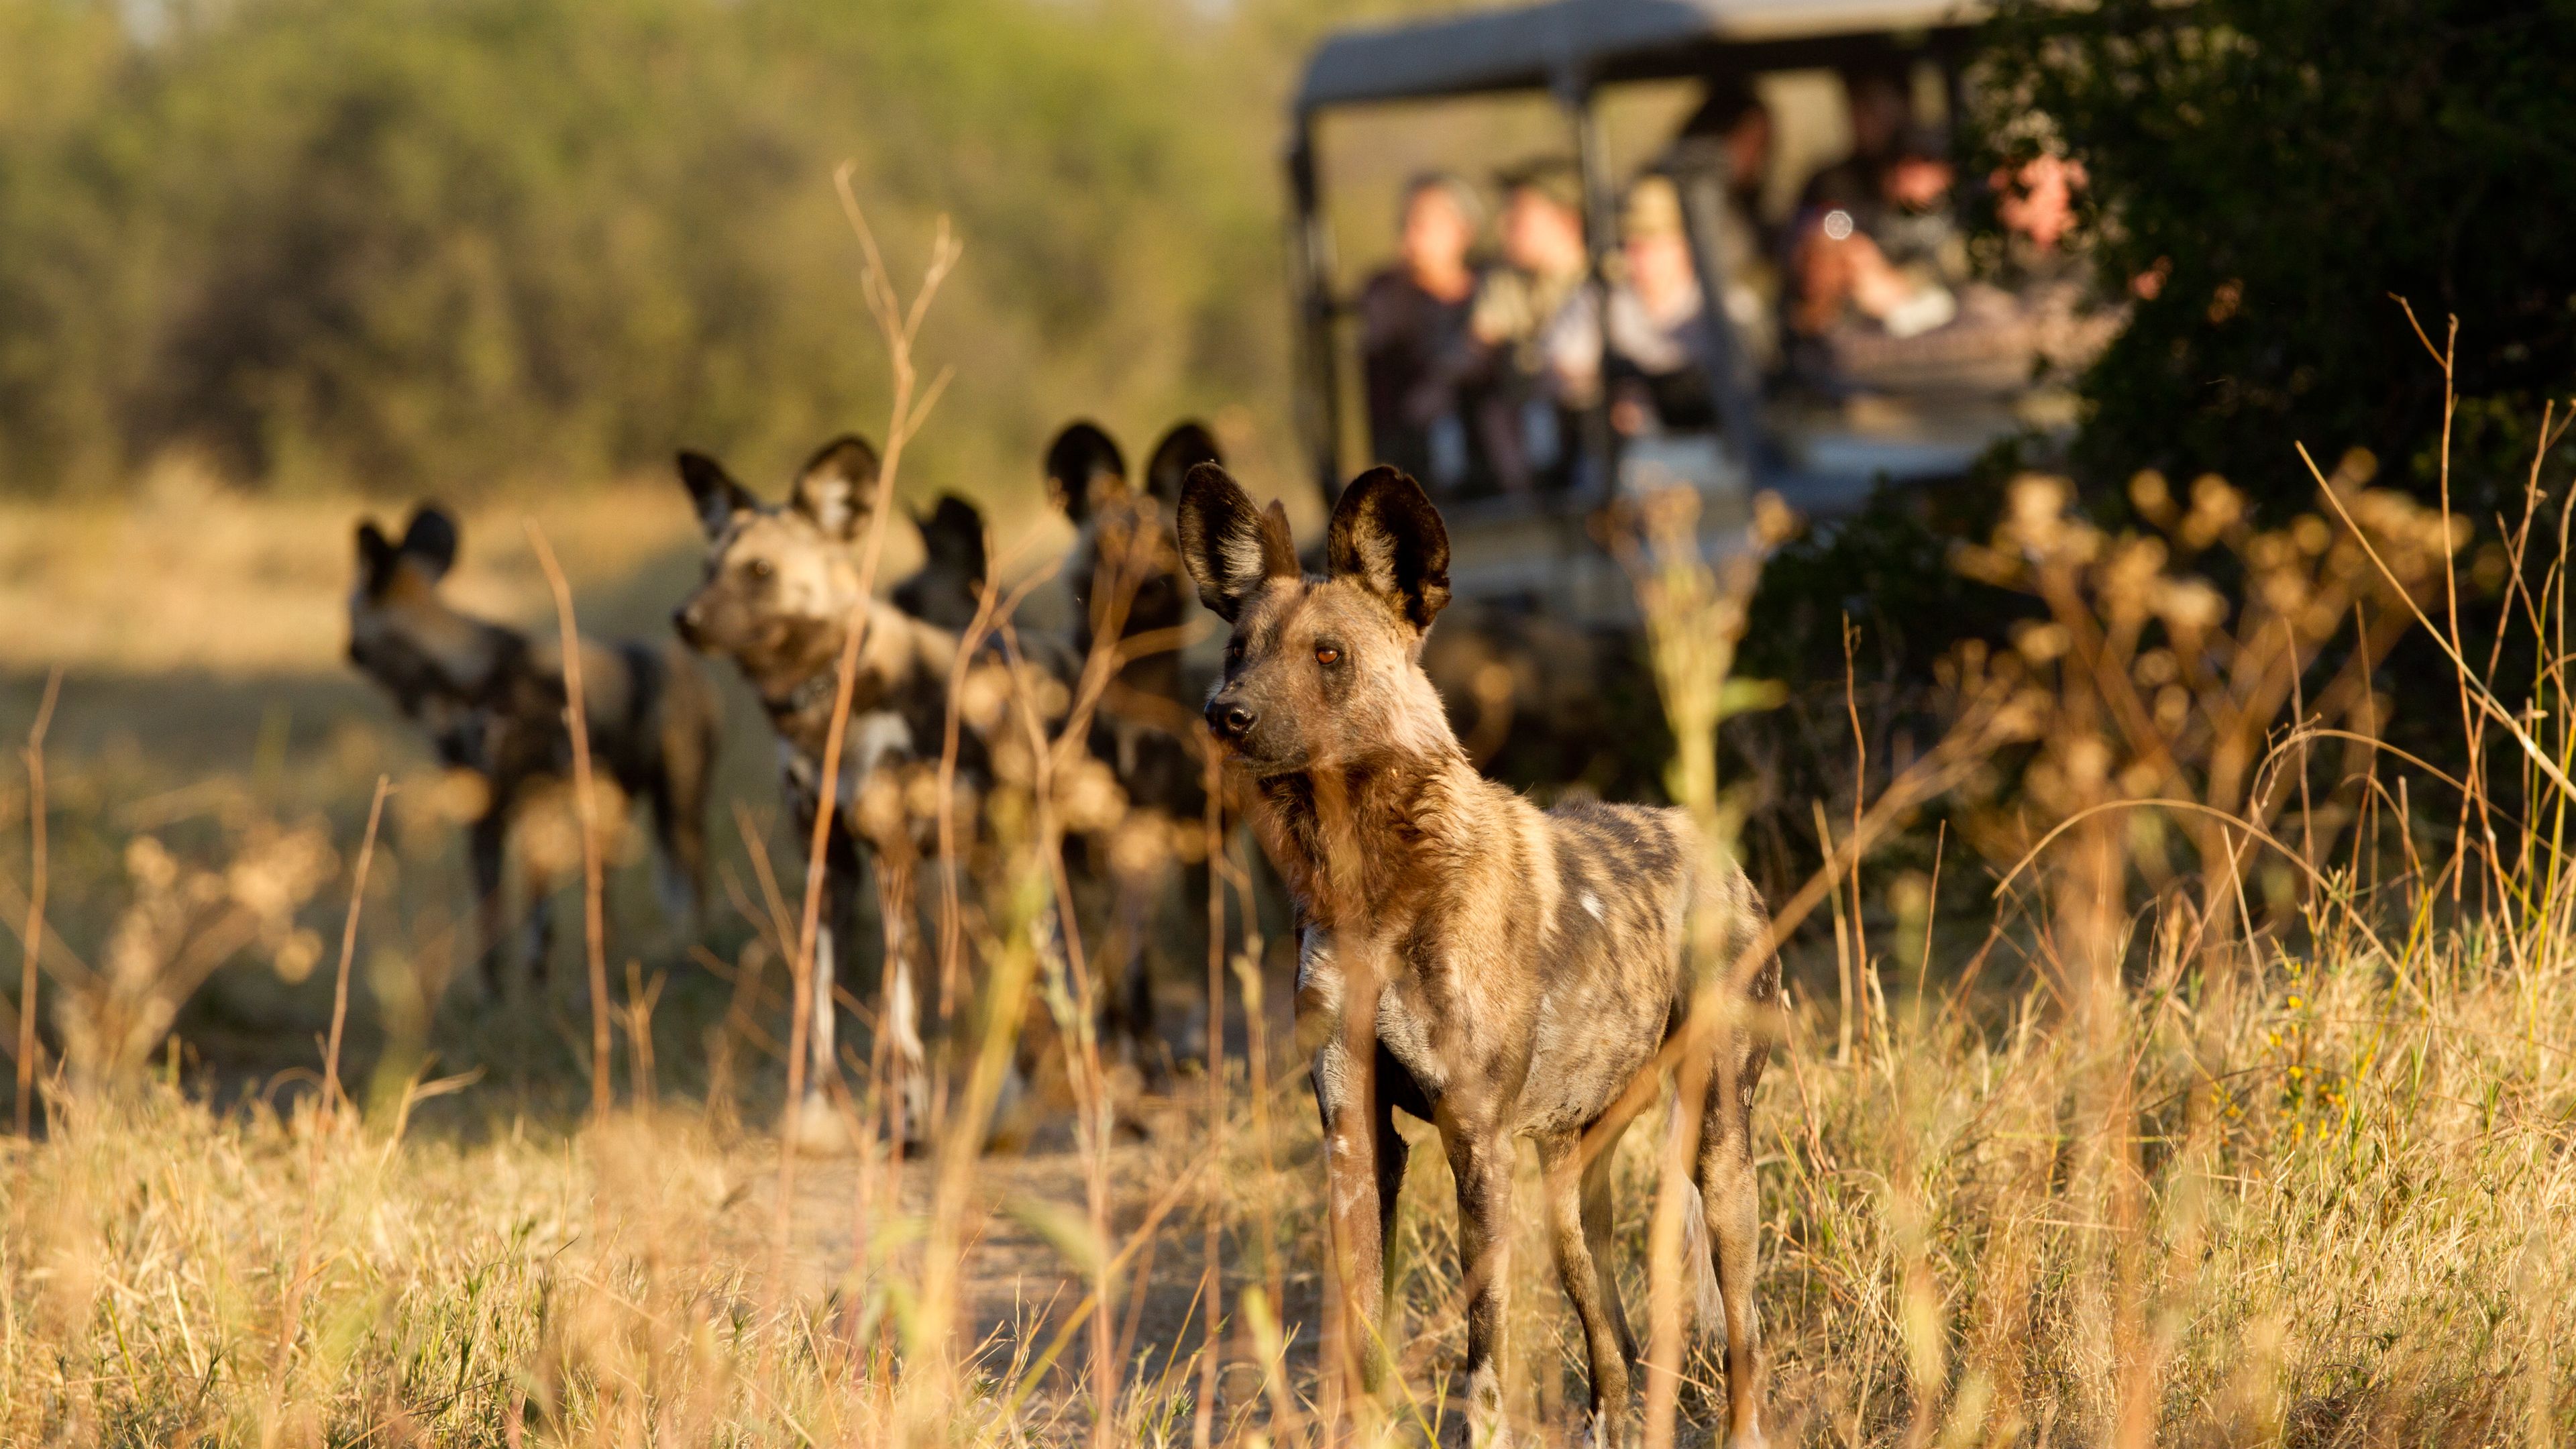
[1043,419,1226,1067]
[672,437,990,1141]
[347,504,718,993]
[1179,464,1776,1448]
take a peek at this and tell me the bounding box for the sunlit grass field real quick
[5,442,2574,1448]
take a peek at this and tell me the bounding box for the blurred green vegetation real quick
[1976,0,2576,522]
[0,0,1379,502]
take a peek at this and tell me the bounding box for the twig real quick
[15,665,61,1137]
[763,168,957,1405]
[320,775,392,1122]
[525,521,614,1124]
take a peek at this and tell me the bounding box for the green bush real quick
[0,0,1287,499]
[1976,0,2576,521]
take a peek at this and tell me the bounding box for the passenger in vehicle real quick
[1359,173,1486,492]
[1460,158,1594,493]
[1658,79,1783,378]
[1874,127,1968,284]
[1794,63,1914,236]
[1792,136,2116,394]
[1790,123,1962,352]
[1558,176,1716,437]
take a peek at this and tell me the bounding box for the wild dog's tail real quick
[1682,1175,1727,1344]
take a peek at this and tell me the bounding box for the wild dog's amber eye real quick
[1316,646,1340,666]
[745,557,773,581]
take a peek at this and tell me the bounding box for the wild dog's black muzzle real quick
[672,604,703,647]
[1205,694,1256,742]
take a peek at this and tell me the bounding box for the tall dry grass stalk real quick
[317,775,390,1121]
[13,666,60,1136]
[525,525,615,1124]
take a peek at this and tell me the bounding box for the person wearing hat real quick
[1455,157,1595,492]
[1593,173,1783,437]
[1360,172,1487,491]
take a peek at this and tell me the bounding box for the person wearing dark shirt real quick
[1358,173,1484,490]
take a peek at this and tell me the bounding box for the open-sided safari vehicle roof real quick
[1297,0,1984,112]
[1287,0,2022,624]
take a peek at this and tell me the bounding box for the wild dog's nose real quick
[1205,697,1256,741]
[671,605,699,643]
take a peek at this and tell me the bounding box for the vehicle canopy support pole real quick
[1287,119,1344,507]
[1564,73,1617,503]
[1666,123,1768,472]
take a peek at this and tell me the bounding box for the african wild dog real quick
[1177,464,1778,1448]
[1043,419,1225,1070]
[672,436,996,1145]
[347,503,719,994]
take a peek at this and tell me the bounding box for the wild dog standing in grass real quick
[673,437,998,1146]
[1179,464,1778,1448]
[346,504,719,995]
[1043,419,1224,1076]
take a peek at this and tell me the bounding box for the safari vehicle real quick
[1287,0,2055,622]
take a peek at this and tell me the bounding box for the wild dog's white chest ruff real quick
[776,710,914,816]
[1297,924,1448,1099]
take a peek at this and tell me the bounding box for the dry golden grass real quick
[2,898,2567,1446]
[3,214,2569,1446]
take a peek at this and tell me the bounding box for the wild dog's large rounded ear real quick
[676,450,756,539]
[914,493,989,588]
[1044,421,1126,525]
[1326,466,1450,631]
[791,434,883,540]
[1177,463,1297,622]
[355,520,398,592]
[1143,421,1222,511]
[399,503,460,582]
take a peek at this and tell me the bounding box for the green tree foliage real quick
[0,0,1289,498]
[1978,0,2576,518]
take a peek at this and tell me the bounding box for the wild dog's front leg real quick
[1310,1030,1409,1394]
[1446,1124,1517,1446]
[1303,930,1408,1395]
[786,851,859,1152]
[875,851,930,1146]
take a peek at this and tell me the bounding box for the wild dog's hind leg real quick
[1698,1059,1765,1449]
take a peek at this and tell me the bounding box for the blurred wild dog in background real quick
[346,503,720,996]
[1180,463,1778,1449]
[672,436,1004,1145]
[1043,419,1224,1077]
